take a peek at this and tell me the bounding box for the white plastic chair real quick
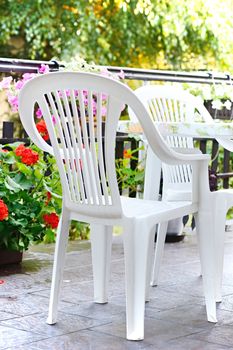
[132,84,233,303]
[19,72,215,340]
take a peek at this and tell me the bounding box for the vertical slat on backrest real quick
[87,91,103,203]
[96,92,110,204]
[181,101,193,182]
[46,92,77,202]
[78,90,100,205]
[61,90,82,203]
[69,90,89,203]
[162,97,170,122]
[148,99,159,121]
[78,90,96,203]
[156,98,167,122]
[167,98,174,122]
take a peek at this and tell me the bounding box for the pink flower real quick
[7,94,19,112]
[52,115,56,124]
[38,64,50,74]
[118,70,125,79]
[0,76,13,89]
[101,106,107,115]
[15,80,25,90]
[36,108,43,118]
[22,73,36,81]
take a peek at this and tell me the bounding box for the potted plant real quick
[0,141,62,264]
[182,82,233,120]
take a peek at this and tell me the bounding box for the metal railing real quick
[0,57,233,84]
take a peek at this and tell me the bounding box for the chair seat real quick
[121,196,197,220]
[164,189,192,201]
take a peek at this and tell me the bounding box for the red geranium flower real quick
[15,144,26,157]
[45,192,52,206]
[20,148,39,165]
[0,199,8,221]
[36,120,49,141]
[43,213,59,229]
[15,144,39,165]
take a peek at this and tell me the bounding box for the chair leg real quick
[150,222,168,286]
[47,209,70,325]
[145,226,156,302]
[213,203,227,303]
[90,224,112,304]
[123,219,153,340]
[194,211,217,323]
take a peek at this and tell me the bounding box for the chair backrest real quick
[19,72,189,219]
[130,85,211,196]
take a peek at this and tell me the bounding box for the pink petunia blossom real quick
[36,107,43,118]
[100,68,111,77]
[101,106,107,116]
[7,93,19,112]
[22,73,36,82]
[0,76,13,89]
[15,80,25,90]
[38,64,50,74]
[52,115,56,124]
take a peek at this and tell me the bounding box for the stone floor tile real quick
[0,293,74,317]
[145,287,203,311]
[190,325,233,347]
[148,336,232,350]
[0,312,110,337]
[145,304,233,328]
[0,325,46,350]
[32,278,125,304]
[4,329,150,350]
[0,311,20,321]
[91,316,202,346]
[61,300,125,320]
[161,279,233,299]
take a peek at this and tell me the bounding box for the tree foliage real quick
[0,0,233,70]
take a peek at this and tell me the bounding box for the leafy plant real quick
[0,142,62,251]
[115,144,145,197]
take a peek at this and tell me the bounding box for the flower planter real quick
[0,250,23,265]
[204,100,233,120]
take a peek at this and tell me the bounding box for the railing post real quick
[129,138,139,198]
[2,121,14,138]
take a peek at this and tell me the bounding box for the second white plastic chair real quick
[132,84,233,304]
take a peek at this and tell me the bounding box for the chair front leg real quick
[47,208,70,325]
[213,199,227,303]
[123,219,153,341]
[194,211,217,323]
[90,224,112,304]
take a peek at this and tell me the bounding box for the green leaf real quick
[43,180,62,199]
[16,162,32,176]
[13,174,32,190]
[4,176,23,192]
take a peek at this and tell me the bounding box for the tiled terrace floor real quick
[1,229,233,349]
